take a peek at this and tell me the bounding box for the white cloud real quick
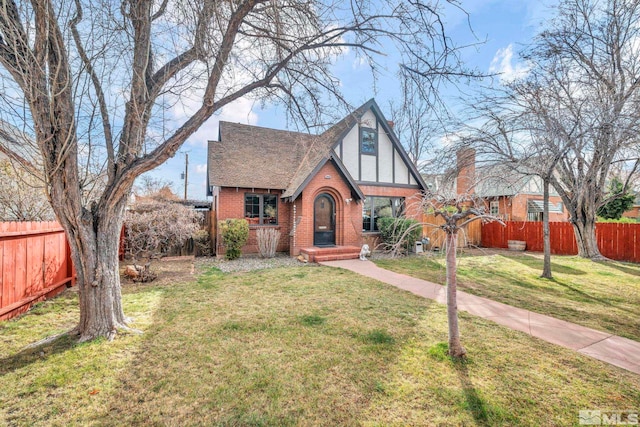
[195,164,207,174]
[489,44,529,83]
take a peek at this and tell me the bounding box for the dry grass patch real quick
[0,259,638,426]
[375,251,640,341]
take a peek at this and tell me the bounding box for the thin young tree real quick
[0,0,474,341]
[388,183,502,358]
[425,193,499,358]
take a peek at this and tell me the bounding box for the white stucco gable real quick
[333,100,425,190]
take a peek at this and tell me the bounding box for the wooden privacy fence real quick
[422,213,482,249]
[0,221,75,321]
[482,221,640,263]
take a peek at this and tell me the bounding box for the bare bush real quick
[192,229,213,257]
[257,228,281,258]
[125,201,200,260]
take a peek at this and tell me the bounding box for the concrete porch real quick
[300,245,361,263]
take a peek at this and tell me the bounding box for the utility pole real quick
[183,153,189,201]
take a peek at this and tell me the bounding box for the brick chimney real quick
[456,148,476,195]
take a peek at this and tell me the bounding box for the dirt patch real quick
[120,258,196,287]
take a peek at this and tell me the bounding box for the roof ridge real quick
[219,120,317,138]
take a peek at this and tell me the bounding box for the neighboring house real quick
[207,99,427,260]
[622,191,640,220]
[454,149,569,222]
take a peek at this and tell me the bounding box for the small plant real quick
[377,217,421,252]
[192,229,212,256]
[219,219,249,260]
[256,227,281,258]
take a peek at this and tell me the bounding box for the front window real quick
[363,196,405,232]
[490,201,499,216]
[360,127,377,155]
[527,200,543,222]
[245,194,278,225]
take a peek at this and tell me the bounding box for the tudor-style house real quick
[207,99,427,261]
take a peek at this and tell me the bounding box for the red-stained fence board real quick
[0,222,76,321]
[482,221,639,263]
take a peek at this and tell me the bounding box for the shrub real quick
[219,219,249,260]
[192,229,212,256]
[256,227,281,258]
[377,217,421,252]
[125,200,200,260]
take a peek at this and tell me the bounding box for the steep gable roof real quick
[362,100,428,190]
[208,122,317,191]
[207,98,426,199]
[280,102,370,201]
[207,101,370,199]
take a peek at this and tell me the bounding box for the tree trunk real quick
[541,178,552,279]
[445,230,466,358]
[571,207,604,260]
[62,201,130,342]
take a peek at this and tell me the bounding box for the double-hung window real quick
[245,194,278,225]
[490,201,499,216]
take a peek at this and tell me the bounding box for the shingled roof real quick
[207,100,372,200]
[208,122,317,190]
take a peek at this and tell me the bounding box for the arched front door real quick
[314,193,335,246]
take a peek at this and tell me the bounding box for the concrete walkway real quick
[320,259,640,376]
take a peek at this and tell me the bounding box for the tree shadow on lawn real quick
[460,267,613,308]
[0,332,77,376]
[546,277,621,307]
[454,358,492,426]
[507,254,586,275]
[595,260,640,278]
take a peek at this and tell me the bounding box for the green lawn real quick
[0,260,638,426]
[374,250,640,342]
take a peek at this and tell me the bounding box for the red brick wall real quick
[216,163,426,257]
[290,161,364,255]
[622,206,640,219]
[509,194,568,221]
[216,187,291,256]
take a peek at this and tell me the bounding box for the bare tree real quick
[449,100,560,278]
[0,159,54,221]
[516,0,640,259]
[0,0,471,341]
[460,0,640,261]
[388,70,443,172]
[424,193,499,358]
[388,191,501,359]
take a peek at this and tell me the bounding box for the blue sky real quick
[151,0,556,201]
